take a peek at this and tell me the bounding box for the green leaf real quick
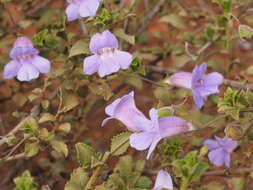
[159,14,186,29]
[89,82,113,101]
[25,142,39,157]
[203,182,224,190]
[239,24,253,39]
[58,123,71,133]
[135,176,152,189]
[110,132,131,156]
[61,92,79,113]
[228,177,245,190]
[38,113,55,123]
[13,170,38,190]
[50,140,68,157]
[114,28,135,45]
[69,40,89,57]
[64,167,89,190]
[75,143,96,167]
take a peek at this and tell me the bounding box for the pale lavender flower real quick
[102,91,150,132]
[66,0,101,22]
[204,136,238,168]
[130,108,192,159]
[83,30,133,77]
[168,63,224,109]
[3,37,51,81]
[152,170,173,190]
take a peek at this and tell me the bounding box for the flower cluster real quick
[102,91,193,159]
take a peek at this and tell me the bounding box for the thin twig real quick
[204,167,253,176]
[0,117,30,146]
[78,19,88,36]
[137,0,165,34]
[1,152,26,162]
[223,79,253,91]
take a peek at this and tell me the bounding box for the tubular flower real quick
[102,91,151,132]
[66,0,101,22]
[152,170,173,190]
[83,30,133,77]
[204,136,238,168]
[130,108,192,159]
[168,63,223,109]
[3,37,51,81]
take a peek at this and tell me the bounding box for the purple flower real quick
[152,170,173,190]
[169,63,224,109]
[130,108,192,159]
[66,0,101,22]
[3,37,51,81]
[102,91,150,132]
[204,136,238,168]
[83,30,133,77]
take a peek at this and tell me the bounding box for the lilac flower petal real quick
[158,116,189,138]
[192,63,207,85]
[130,132,154,150]
[113,93,151,132]
[3,60,21,79]
[17,63,39,81]
[66,4,80,22]
[153,170,173,190]
[105,98,122,116]
[83,55,99,75]
[13,37,33,48]
[192,90,204,109]
[89,30,119,54]
[149,108,159,131]
[98,56,120,77]
[204,72,224,86]
[79,0,100,17]
[32,56,51,73]
[215,136,238,153]
[113,50,133,70]
[208,148,225,166]
[224,152,231,168]
[101,117,113,127]
[169,72,192,89]
[204,139,220,150]
[146,135,161,159]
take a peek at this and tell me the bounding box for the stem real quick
[79,19,88,36]
[180,178,190,190]
[84,152,110,190]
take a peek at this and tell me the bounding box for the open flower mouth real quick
[17,54,34,62]
[97,47,115,59]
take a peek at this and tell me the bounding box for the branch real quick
[78,19,88,36]
[223,79,253,91]
[0,117,30,146]
[204,167,253,176]
[137,0,165,34]
[0,152,26,162]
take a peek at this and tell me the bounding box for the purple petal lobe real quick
[17,63,39,81]
[79,0,100,17]
[204,72,224,86]
[192,90,204,109]
[113,50,133,70]
[158,116,190,138]
[130,132,154,150]
[192,63,207,85]
[224,152,231,168]
[3,60,21,79]
[208,148,225,166]
[66,4,80,22]
[32,56,51,73]
[169,72,192,89]
[13,37,33,48]
[146,135,161,159]
[98,56,120,77]
[101,117,113,127]
[83,55,99,75]
[153,170,173,190]
[89,30,119,54]
[204,139,219,150]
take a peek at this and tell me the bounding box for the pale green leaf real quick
[110,132,131,156]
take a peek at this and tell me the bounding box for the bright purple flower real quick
[152,170,173,190]
[83,30,133,77]
[102,91,150,132]
[66,0,101,22]
[130,108,192,159]
[168,63,224,109]
[3,37,51,81]
[204,136,238,168]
